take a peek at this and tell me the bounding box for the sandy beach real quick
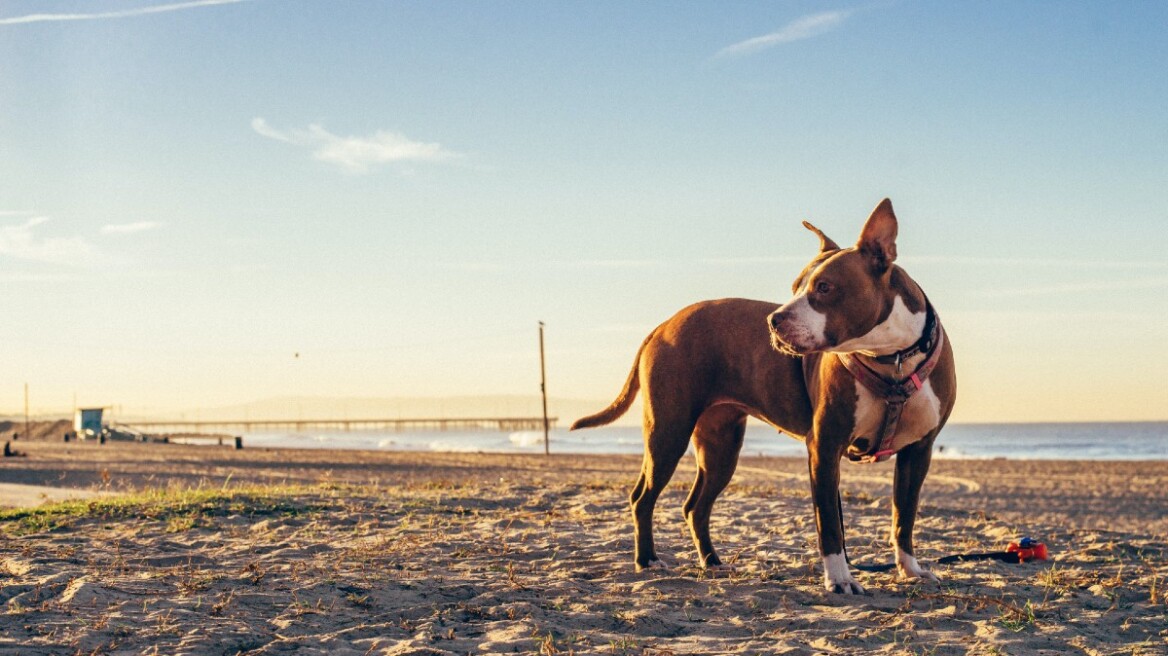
[1,440,1165,655]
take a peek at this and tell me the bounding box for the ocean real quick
[234,421,1168,461]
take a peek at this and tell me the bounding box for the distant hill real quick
[0,419,73,441]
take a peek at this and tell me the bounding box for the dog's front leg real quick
[808,441,864,595]
[891,434,939,582]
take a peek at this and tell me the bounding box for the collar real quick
[869,300,939,372]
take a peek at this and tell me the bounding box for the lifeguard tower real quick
[74,407,107,440]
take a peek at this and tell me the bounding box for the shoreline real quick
[6,418,1168,462]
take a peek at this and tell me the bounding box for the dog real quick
[571,199,956,594]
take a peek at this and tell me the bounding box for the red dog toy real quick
[1007,537,1049,562]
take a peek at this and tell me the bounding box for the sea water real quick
[238,422,1168,460]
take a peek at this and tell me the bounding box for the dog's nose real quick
[768,310,784,331]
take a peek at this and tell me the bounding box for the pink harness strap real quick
[837,319,945,464]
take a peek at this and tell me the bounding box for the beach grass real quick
[0,485,329,537]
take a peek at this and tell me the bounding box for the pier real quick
[120,416,557,434]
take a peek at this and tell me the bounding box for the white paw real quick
[637,557,671,572]
[823,553,866,595]
[896,548,939,582]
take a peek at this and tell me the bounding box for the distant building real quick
[74,407,106,439]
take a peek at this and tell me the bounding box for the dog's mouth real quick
[769,328,832,356]
[769,330,806,356]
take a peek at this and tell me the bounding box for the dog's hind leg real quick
[630,417,692,571]
[683,405,746,569]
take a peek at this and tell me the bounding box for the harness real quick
[837,302,945,464]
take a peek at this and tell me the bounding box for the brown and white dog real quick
[572,199,956,594]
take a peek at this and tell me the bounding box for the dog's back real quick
[573,298,813,436]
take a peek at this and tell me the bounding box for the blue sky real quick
[1,1,1166,422]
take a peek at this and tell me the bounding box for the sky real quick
[1,1,1166,423]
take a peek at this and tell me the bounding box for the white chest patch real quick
[850,377,942,452]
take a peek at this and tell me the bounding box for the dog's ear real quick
[857,198,898,273]
[802,221,840,253]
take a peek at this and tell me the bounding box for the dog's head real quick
[768,198,926,356]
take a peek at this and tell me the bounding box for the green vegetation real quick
[0,486,326,536]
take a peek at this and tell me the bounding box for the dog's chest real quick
[849,378,942,452]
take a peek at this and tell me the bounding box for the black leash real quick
[837,495,1047,572]
[937,550,1028,565]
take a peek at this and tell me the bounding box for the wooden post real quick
[23,383,29,442]
[539,321,550,455]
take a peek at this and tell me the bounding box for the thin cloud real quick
[569,259,665,269]
[0,272,81,283]
[251,117,293,143]
[901,255,1168,270]
[442,256,807,272]
[0,0,251,26]
[436,261,509,273]
[436,258,667,272]
[595,323,655,334]
[252,118,463,174]
[101,221,163,235]
[699,255,811,266]
[0,216,98,265]
[716,10,853,58]
[972,277,1168,298]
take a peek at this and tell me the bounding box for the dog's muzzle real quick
[767,310,806,355]
[770,331,802,356]
[768,307,831,355]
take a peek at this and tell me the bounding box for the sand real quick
[1,440,1166,655]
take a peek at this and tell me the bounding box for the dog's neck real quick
[831,294,930,360]
[853,300,939,380]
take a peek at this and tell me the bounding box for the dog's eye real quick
[815,281,833,295]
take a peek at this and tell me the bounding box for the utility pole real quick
[539,321,549,455]
[23,383,29,442]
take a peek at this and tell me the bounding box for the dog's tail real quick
[570,337,648,430]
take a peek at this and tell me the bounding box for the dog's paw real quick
[698,553,732,572]
[702,562,736,575]
[827,579,867,595]
[895,548,940,583]
[636,557,671,572]
[823,553,866,595]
